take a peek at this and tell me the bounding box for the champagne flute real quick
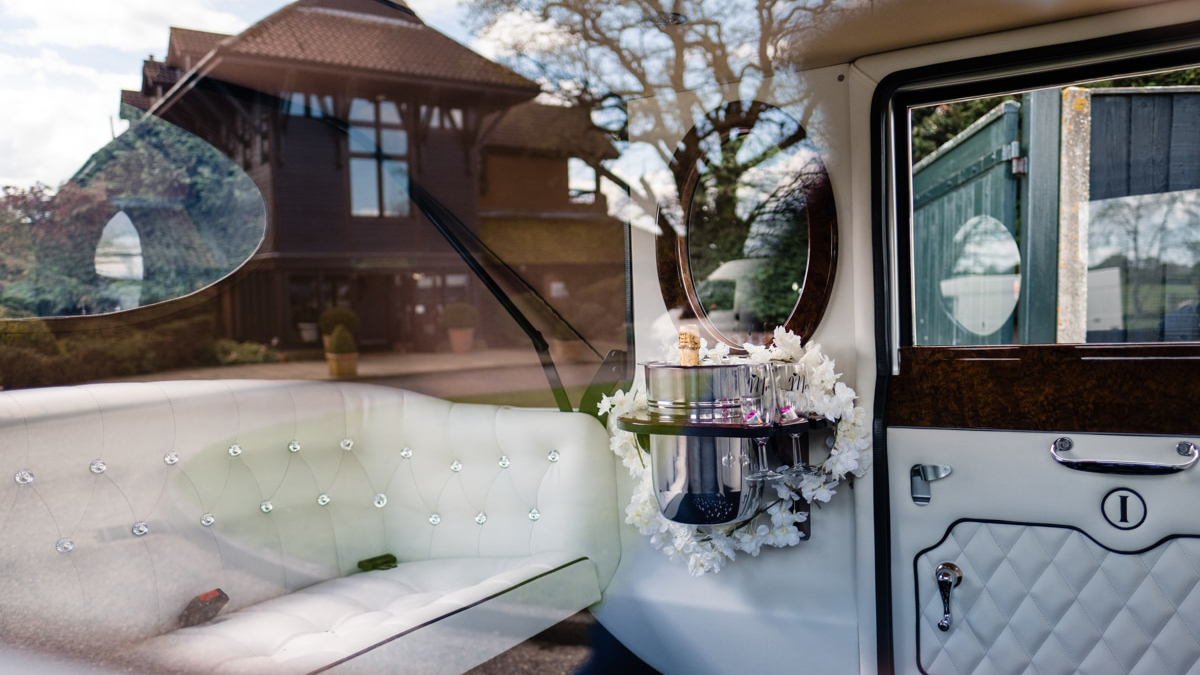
[741,363,782,483]
[772,362,809,476]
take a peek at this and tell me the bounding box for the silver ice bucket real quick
[643,362,764,526]
[650,434,763,526]
[644,362,744,421]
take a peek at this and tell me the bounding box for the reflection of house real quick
[120,0,621,350]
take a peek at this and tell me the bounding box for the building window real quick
[349,98,410,217]
[285,92,331,118]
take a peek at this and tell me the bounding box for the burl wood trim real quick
[887,345,1200,434]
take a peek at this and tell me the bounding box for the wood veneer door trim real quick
[886,344,1200,434]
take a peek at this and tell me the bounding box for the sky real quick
[0,0,474,189]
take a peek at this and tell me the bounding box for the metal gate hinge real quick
[1002,141,1027,175]
[911,464,952,506]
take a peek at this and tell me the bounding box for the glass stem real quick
[756,437,770,473]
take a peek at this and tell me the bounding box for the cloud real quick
[471,8,577,60]
[0,0,484,187]
[0,49,139,187]
[0,0,246,53]
[0,0,273,187]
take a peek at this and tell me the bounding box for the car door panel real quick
[890,426,1200,674]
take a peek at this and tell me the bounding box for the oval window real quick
[0,113,265,319]
[938,214,1021,338]
[658,101,837,349]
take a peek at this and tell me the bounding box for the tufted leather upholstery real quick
[0,380,619,674]
[917,520,1200,675]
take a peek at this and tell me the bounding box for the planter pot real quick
[326,352,358,377]
[447,327,475,354]
[551,338,582,362]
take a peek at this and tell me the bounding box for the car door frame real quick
[870,18,1200,674]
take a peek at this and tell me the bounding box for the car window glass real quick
[909,70,1200,345]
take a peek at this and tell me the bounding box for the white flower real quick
[771,326,805,362]
[742,343,774,363]
[831,382,857,416]
[598,393,616,416]
[602,329,871,575]
[706,341,731,363]
[810,358,838,391]
[824,448,861,476]
[799,343,825,369]
[809,481,837,503]
[772,480,796,501]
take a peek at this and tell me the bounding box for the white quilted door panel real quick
[888,427,1200,675]
[916,521,1200,675]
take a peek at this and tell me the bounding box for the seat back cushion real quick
[0,380,618,659]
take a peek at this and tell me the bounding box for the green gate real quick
[912,101,1021,345]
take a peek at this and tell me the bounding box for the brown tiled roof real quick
[167,27,231,69]
[220,3,536,92]
[142,60,181,91]
[120,90,153,114]
[488,102,617,159]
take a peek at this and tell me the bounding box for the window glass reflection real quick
[382,161,411,217]
[93,211,144,313]
[682,104,815,346]
[910,73,1200,345]
[350,158,380,217]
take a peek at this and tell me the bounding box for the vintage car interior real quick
[2,0,1200,673]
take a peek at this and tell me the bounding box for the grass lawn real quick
[447,386,593,409]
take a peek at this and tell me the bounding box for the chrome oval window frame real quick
[656,102,838,351]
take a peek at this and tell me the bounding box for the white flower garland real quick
[598,327,871,576]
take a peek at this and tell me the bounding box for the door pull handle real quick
[1050,437,1198,476]
[935,562,962,632]
[910,464,952,505]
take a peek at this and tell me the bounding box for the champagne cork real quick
[678,324,700,366]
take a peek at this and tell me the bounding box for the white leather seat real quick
[137,553,601,675]
[0,380,620,674]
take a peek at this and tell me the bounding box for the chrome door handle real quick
[1050,437,1198,475]
[935,562,962,632]
[910,464,952,505]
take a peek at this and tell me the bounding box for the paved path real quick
[107,348,608,402]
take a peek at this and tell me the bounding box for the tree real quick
[467,0,824,335]
[911,69,1200,164]
[911,96,1013,164]
[1089,191,1200,323]
[0,185,43,316]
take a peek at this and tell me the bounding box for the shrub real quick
[326,324,357,354]
[0,347,58,389]
[318,306,360,336]
[0,314,220,389]
[441,303,478,329]
[214,338,279,365]
[0,318,60,356]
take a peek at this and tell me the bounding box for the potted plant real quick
[441,303,478,354]
[295,306,319,344]
[318,306,360,349]
[325,324,358,377]
[550,321,582,362]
